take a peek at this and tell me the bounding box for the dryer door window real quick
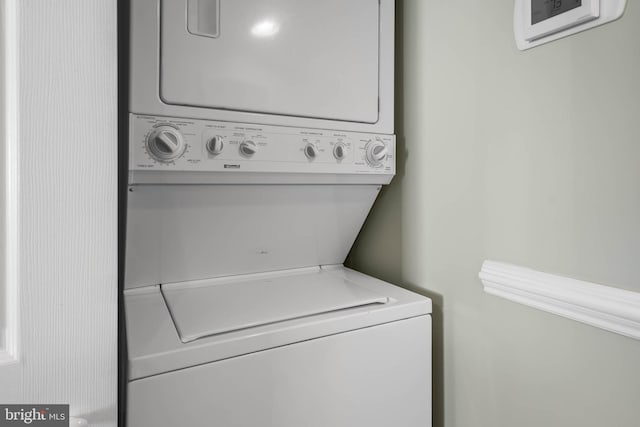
[160,0,380,124]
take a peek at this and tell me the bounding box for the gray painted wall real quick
[347,1,640,426]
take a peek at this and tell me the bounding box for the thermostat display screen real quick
[531,0,582,25]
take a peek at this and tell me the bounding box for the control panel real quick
[129,115,395,176]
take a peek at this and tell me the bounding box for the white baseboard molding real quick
[479,261,640,340]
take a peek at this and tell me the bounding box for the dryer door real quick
[160,0,380,124]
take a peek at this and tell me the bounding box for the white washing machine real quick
[125,1,432,426]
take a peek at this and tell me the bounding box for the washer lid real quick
[159,0,380,123]
[161,267,389,343]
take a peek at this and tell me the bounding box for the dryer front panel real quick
[160,0,380,123]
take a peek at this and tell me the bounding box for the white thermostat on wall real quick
[514,0,627,50]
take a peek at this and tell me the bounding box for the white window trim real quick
[480,261,640,341]
[0,0,19,365]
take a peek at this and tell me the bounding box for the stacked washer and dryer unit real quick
[125,1,432,426]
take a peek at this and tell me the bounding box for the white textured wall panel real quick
[0,0,6,353]
[0,1,117,425]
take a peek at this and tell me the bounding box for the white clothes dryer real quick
[125,1,432,426]
[129,0,395,133]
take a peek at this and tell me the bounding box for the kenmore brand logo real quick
[0,405,68,426]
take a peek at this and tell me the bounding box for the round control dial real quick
[206,136,224,155]
[333,143,346,161]
[365,140,388,167]
[146,126,186,162]
[304,143,318,160]
[239,140,257,157]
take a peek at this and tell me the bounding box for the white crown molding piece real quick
[479,261,640,340]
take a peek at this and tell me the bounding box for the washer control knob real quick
[239,140,257,157]
[305,143,318,160]
[206,135,224,155]
[146,126,186,162]
[333,143,346,161]
[365,140,388,167]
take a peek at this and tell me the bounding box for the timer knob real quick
[333,143,346,161]
[239,140,257,157]
[146,126,186,162]
[206,135,224,155]
[365,140,388,167]
[304,143,318,160]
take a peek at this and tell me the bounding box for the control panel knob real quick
[206,135,224,155]
[146,126,186,162]
[239,140,257,157]
[365,140,388,167]
[304,143,318,160]
[333,143,346,161]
